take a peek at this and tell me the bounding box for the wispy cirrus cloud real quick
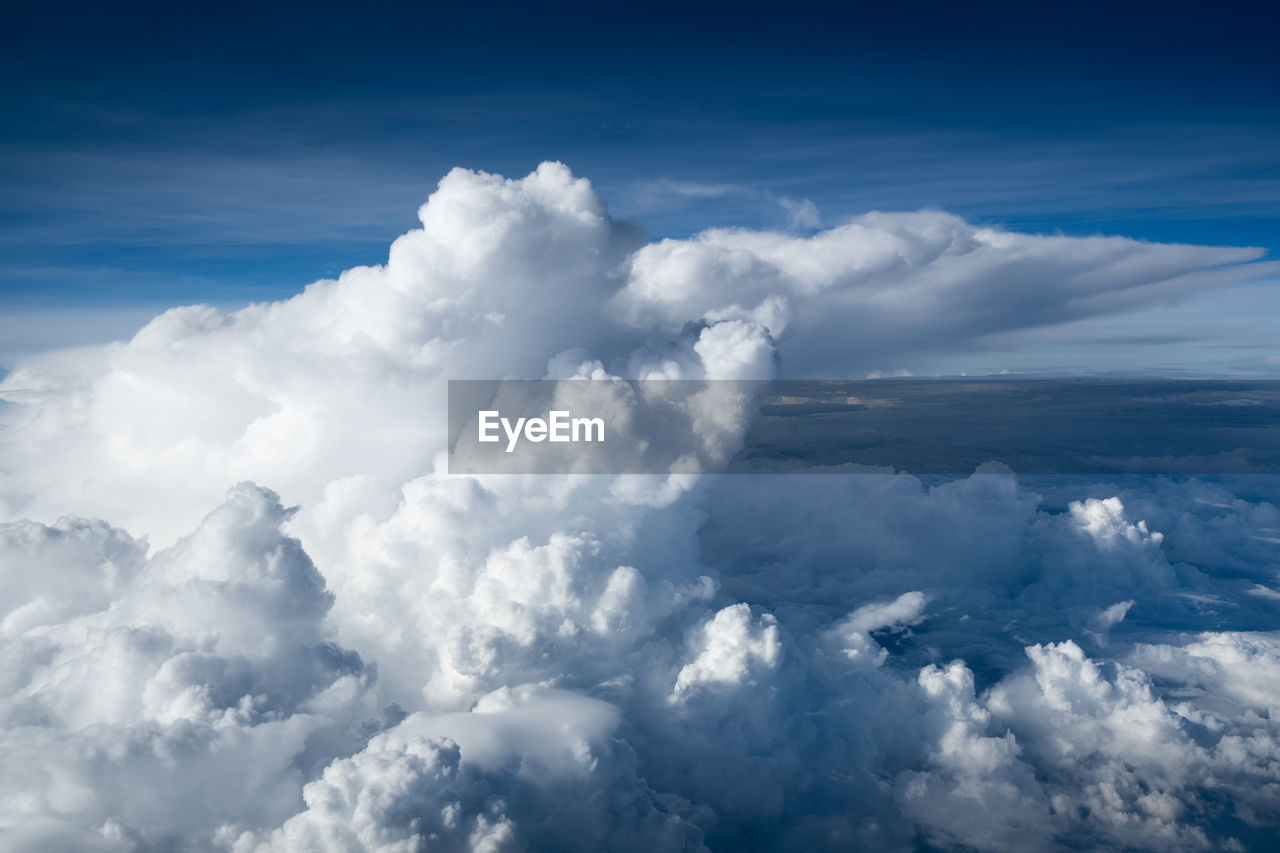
[631,177,821,229]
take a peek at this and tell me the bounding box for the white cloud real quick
[671,604,783,701]
[633,179,820,230]
[1,162,1279,850]
[610,210,1269,375]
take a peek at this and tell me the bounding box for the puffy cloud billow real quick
[1,163,1278,851]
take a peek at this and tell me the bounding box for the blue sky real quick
[2,0,1278,367]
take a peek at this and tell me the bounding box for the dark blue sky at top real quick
[1,0,1278,323]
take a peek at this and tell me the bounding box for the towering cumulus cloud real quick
[1,163,1278,851]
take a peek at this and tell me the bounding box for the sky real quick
[3,0,1279,371]
[6,6,1280,850]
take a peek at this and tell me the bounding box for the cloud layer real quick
[2,163,1279,851]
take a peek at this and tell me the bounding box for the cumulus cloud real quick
[233,686,705,853]
[0,484,384,849]
[671,604,783,701]
[1,162,1279,850]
